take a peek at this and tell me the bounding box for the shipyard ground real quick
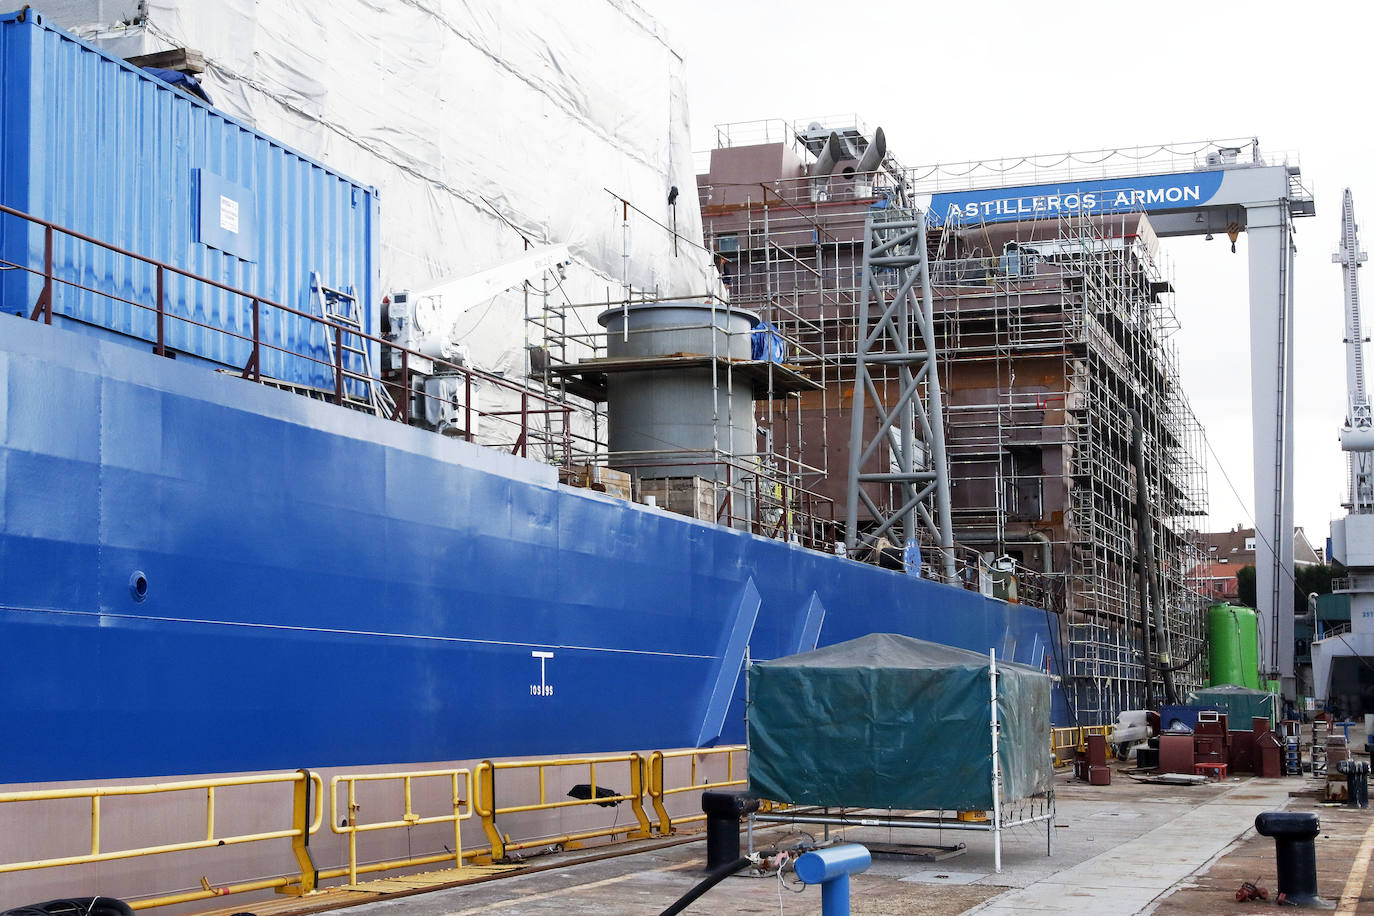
[247,763,1374,915]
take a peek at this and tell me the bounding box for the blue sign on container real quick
[195,169,256,262]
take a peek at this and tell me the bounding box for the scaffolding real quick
[522,184,841,548]
[520,119,1213,720]
[930,210,1209,718]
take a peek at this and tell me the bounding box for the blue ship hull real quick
[0,316,1062,785]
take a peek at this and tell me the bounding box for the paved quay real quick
[308,766,1374,915]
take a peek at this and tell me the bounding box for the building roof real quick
[1197,525,1325,569]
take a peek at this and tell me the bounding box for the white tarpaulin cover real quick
[34,0,717,385]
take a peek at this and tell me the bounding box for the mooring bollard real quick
[1254,811,1327,907]
[1339,760,1370,809]
[794,844,871,916]
[700,789,759,870]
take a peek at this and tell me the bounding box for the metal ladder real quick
[1312,720,1329,778]
[1283,735,1302,776]
[310,272,394,417]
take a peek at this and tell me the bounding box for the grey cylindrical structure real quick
[598,302,758,482]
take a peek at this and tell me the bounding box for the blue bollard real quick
[794,844,871,916]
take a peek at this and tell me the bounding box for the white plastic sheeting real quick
[33,0,717,389]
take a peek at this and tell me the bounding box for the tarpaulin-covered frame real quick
[1186,685,1277,728]
[748,633,1053,811]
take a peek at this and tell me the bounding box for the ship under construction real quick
[525,118,1219,721]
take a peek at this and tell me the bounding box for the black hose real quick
[2,899,135,916]
[658,856,751,916]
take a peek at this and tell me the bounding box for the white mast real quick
[1337,189,1374,512]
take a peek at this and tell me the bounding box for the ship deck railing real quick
[1,200,573,463]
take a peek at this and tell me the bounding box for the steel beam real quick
[1247,202,1297,691]
[844,208,955,581]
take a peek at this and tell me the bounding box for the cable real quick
[657,856,751,916]
[1199,426,1374,703]
[1042,579,1080,729]
[1200,427,1304,590]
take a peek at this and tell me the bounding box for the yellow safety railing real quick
[4,725,1126,908]
[1083,724,1115,744]
[328,768,472,885]
[1050,725,1116,767]
[473,753,651,862]
[0,769,324,909]
[647,746,748,834]
[1050,727,1077,766]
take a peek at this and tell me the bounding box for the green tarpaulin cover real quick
[748,633,1053,811]
[1186,685,1276,728]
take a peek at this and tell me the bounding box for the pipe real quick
[1129,408,1178,705]
[958,534,1051,574]
[1026,531,1053,574]
[1132,504,1155,708]
[657,856,751,916]
[756,812,997,832]
[855,127,886,174]
[811,132,844,179]
[810,132,845,202]
[795,845,871,916]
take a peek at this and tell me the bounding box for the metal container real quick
[0,9,378,388]
[598,301,758,483]
[1207,602,1261,688]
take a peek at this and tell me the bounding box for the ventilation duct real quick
[809,131,844,202]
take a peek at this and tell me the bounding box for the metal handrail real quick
[1330,576,1374,593]
[473,753,651,861]
[646,746,747,834]
[0,201,572,460]
[0,771,322,874]
[1050,725,1116,768]
[329,768,472,885]
[3,728,1090,905]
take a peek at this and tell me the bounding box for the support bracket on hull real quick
[696,577,761,747]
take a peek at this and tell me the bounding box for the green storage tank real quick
[1207,603,1261,689]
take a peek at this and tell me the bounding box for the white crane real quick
[1337,189,1374,512]
[1319,189,1374,715]
[386,244,571,365]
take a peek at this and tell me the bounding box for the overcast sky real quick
[642,0,1370,549]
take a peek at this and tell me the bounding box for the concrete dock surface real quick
[319,766,1374,915]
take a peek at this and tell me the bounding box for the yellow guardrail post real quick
[641,746,749,833]
[474,761,505,863]
[282,769,318,896]
[628,753,651,839]
[648,751,671,834]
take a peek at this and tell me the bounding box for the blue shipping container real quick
[0,8,379,387]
